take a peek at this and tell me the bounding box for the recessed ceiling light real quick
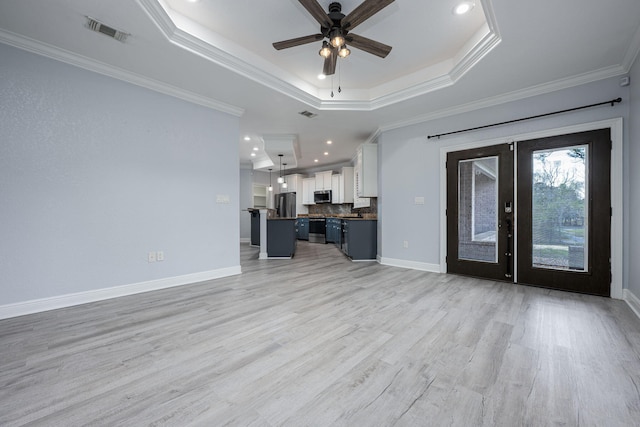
[453,1,474,15]
[253,147,259,151]
[250,152,256,157]
[244,136,251,141]
[324,152,329,156]
[453,1,475,15]
[314,159,319,163]
[326,140,332,144]
[318,74,326,80]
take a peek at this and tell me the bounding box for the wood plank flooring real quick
[1,241,639,426]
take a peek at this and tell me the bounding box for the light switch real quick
[414,196,425,205]
[216,195,230,204]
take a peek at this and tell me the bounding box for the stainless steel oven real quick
[308,218,326,243]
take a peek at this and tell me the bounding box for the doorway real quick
[446,129,611,296]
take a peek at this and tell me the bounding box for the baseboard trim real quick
[379,257,442,273]
[623,289,640,320]
[240,237,250,243]
[0,266,242,320]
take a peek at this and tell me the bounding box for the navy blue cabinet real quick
[296,217,309,240]
[342,219,377,260]
[326,217,342,244]
[267,219,297,258]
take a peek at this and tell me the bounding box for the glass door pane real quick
[458,156,499,263]
[531,145,588,271]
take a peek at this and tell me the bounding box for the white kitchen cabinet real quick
[331,174,340,203]
[302,177,316,205]
[281,173,303,194]
[355,144,377,198]
[315,170,333,191]
[353,168,371,208]
[332,166,354,204]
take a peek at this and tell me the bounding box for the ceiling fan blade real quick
[323,47,338,75]
[346,33,392,58]
[273,34,324,50]
[298,0,332,28]
[342,0,395,31]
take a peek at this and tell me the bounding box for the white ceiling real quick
[0,0,638,172]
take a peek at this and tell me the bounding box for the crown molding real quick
[379,63,628,133]
[0,28,244,117]
[622,23,640,72]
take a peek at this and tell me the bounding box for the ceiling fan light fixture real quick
[329,28,345,48]
[319,41,332,58]
[338,45,350,58]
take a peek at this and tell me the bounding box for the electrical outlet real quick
[156,251,164,261]
[403,240,409,248]
[148,251,156,262]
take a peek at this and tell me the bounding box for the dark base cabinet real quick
[326,218,341,244]
[267,219,297,258]
[343,219,377,260]
[250,209,260,246]
[296,217,309,240]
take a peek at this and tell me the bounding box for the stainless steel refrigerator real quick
[276,192,296,218]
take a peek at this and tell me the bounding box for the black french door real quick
[446,129,611,296]
[516,129,611,296]
[446,144,514,282]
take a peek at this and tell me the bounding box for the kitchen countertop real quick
[297,214,377,219]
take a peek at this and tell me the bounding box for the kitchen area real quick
[246,144,378,261]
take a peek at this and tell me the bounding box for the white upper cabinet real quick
[332,166,354,204]
[302,177,316,205]
[281,173,303,193]
[355,144,377,198]
[315,171,333,191]
[331,174,340,203]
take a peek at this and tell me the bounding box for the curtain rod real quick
[426,97,622,140]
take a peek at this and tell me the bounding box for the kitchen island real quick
[266,218,297,258]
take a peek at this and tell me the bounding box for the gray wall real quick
[629,55,640,297]
[378,75,632,291]
[0,44,240,306]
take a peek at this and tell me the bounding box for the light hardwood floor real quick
[1,241,639,426]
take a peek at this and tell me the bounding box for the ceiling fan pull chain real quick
[338,60,342,93]
[331,74,335,97]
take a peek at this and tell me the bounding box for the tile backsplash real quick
[308,198,377,216]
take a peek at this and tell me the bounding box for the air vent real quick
[298,111,317,118]
[86,17,129,42]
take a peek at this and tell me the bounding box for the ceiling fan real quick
[273,0,394,76]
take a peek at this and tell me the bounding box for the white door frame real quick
[439,117,623,299]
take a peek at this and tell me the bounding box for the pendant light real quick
[282,163,288,189]
[268,168,273,192]
[277,154,284,184]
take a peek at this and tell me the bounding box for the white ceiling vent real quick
[85,17,129,42]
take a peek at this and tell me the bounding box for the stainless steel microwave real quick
[314,190,332,204]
